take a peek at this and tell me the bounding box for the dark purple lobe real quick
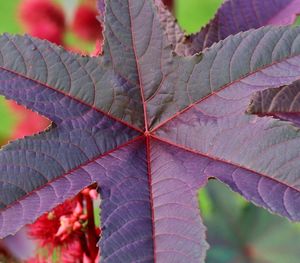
[92,139,154,263]
[155,62,300,221]
[150,139,209,263]
[0,139,153,263]
[146,26,300,129]
[0,34,144,130]
[0,134,210,263]
[0,70,140,237]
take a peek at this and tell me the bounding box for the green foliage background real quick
[176,0,222,33]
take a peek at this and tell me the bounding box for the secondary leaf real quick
[1,0,300,262]
[248,81,300,114]
[188,0,300,54]
[247,80,300,126]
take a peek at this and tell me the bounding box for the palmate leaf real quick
[1,0,300,262]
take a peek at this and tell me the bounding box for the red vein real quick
[0,135,145,214]
[151,50,300,133]
[151,135,300,193]
[146,135,156,263]
[0,66,143,134]
[128,0,149,132]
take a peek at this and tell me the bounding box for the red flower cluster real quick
[10,0,104,142]
[15,1,104,262]
[19,0,65,45]
[163,0,174,9]
[28,199,77,248]
[19,0,102,45]
[27,187,100,262]
[72,4,102,42]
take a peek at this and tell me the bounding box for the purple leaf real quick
[1,0,300,262]
[188,0,300,54]
[247,80,300,126]
[248,82,300,114]
[154,26,300,221]
[154,0,187,55]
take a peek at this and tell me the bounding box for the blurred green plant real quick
[202,181,300,263]
[0,97,16,143]
[0,1,21,34]
[176,0,222,33]
[0,1,21,143]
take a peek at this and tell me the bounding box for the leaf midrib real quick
[0,135,144,225]
[152,50,300,133]
[0,65,143,133]
[127,0,149,132]
[152,135,300,196]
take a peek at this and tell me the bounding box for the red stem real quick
[0,241,12,258]
[85,193,98,261]
[76,193,91,260]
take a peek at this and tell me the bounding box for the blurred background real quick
[0,0,300,262]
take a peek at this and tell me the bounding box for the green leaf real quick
[0,1,22,34]
[0,97,16,141]
[175,0,223,33]
[205,180,300,263]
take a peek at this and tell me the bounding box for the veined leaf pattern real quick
[0,0,300,262]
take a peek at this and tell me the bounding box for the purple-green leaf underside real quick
[1,0,300,262]
[248,80,300,127]
[248,81,300,114]
[187,0,300,54]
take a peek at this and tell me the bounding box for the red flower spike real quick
[19,0,65,29]
[61,239,85,263]
[28,192,100,261]
[74,202,83,216]
[81,188,90,196]
[19,0,65,45]
[163,0,173,9]
[29,21,64,45]
[72,221,82,231]
[89,189,98,200]
[91,38,103,57]
[83,253,96,263]
[28,199,76,248]
[80,214,88,221]
[55,217,71,239]
[26,258,48,263]
[72,4,102,41]
[95,227,101,237]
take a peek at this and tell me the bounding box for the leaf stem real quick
[85,192,98,261]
